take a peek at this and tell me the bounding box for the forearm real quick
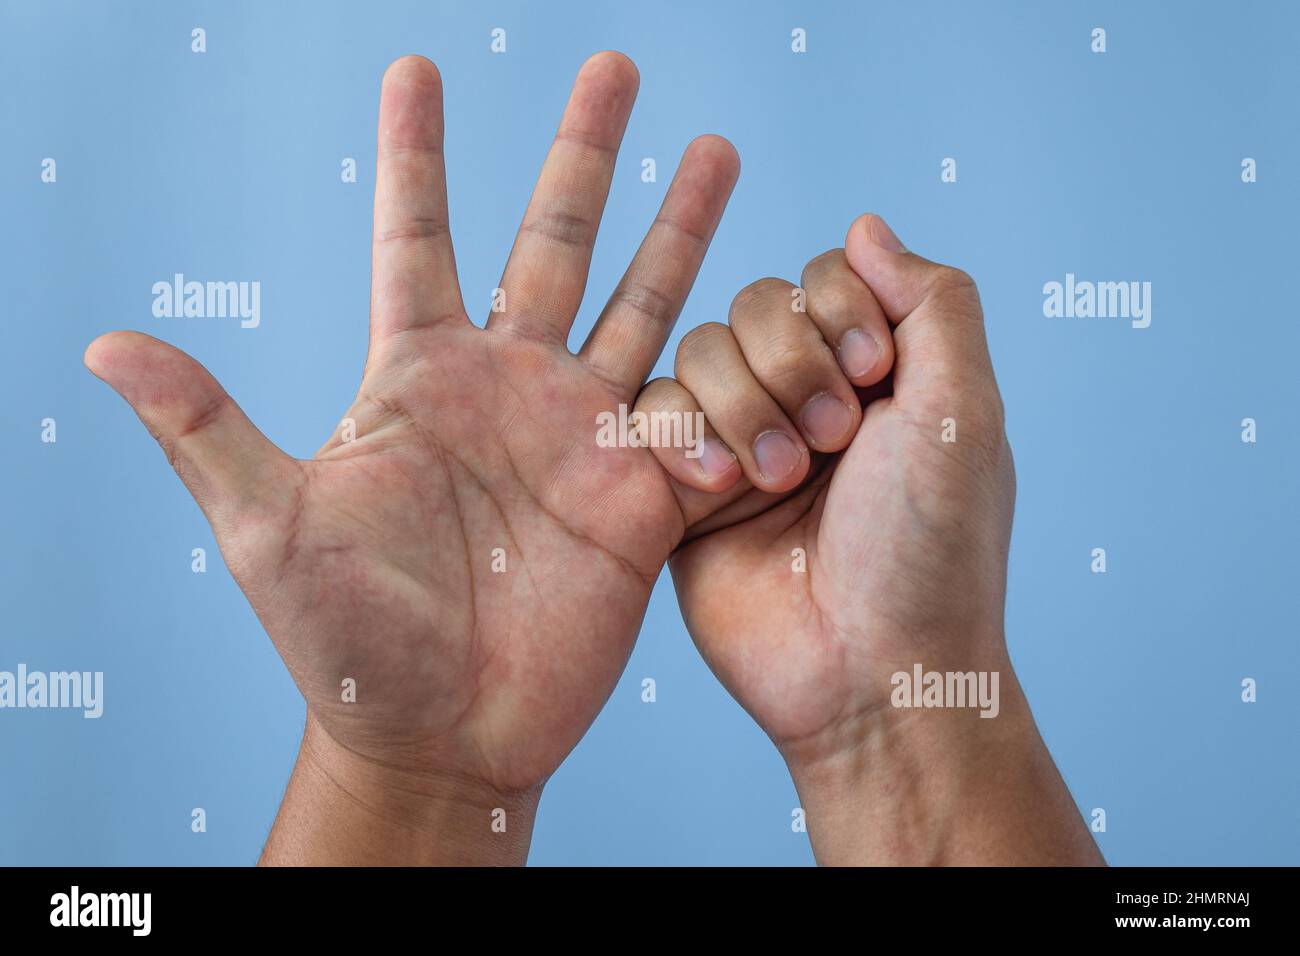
[783,664,1104,866]
[259,713,539,866]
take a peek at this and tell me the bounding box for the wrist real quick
[781,655,1102,866]
[260,712,540,866]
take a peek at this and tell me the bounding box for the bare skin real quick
[87,51,1100,866]
[85,52,741,864]
[640,215,1105,865]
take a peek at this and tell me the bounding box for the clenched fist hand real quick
[639,215,1102,865]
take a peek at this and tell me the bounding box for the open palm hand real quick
[85,53,739,796]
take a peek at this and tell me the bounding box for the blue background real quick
[2,0,1297,865]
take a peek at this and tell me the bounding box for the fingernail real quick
[696,437,737,479]
[837,329,880,379]
[800,393,854,447]
[865,214,906,253]
[753,430,802,482]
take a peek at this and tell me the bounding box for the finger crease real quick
[653,214,709,250]
[177,392,231,440]
[609,281,677,326]
[376,217,450,244]
[519,211,598,250]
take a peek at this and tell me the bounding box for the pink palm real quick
[86,53,739,794]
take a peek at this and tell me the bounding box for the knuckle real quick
[915,266,983,328]
[635,376,683,411]
[929,266,980,304]
[805,281,859,321]
[748,339,826,389]
[936,265,976,290]
[676,322,732,370]
[800,248,847,284]
[730,277,792,317]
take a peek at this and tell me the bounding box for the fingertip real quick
[83,334,113,375]
[847,213,906,257]
[675,136,740,203]
[378,55,446,156]
[561,51,639,143]
[750,430,810,494]
[846,213,874,244]
[843,215,895,299]
[687,134,741,178]
[799,391,862,453]
[838,329,894,388]
[580,50,640,95]
[688,438,743,493]
[843,214,874,269]
[383,54,442,93]
[84,330,150,380]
